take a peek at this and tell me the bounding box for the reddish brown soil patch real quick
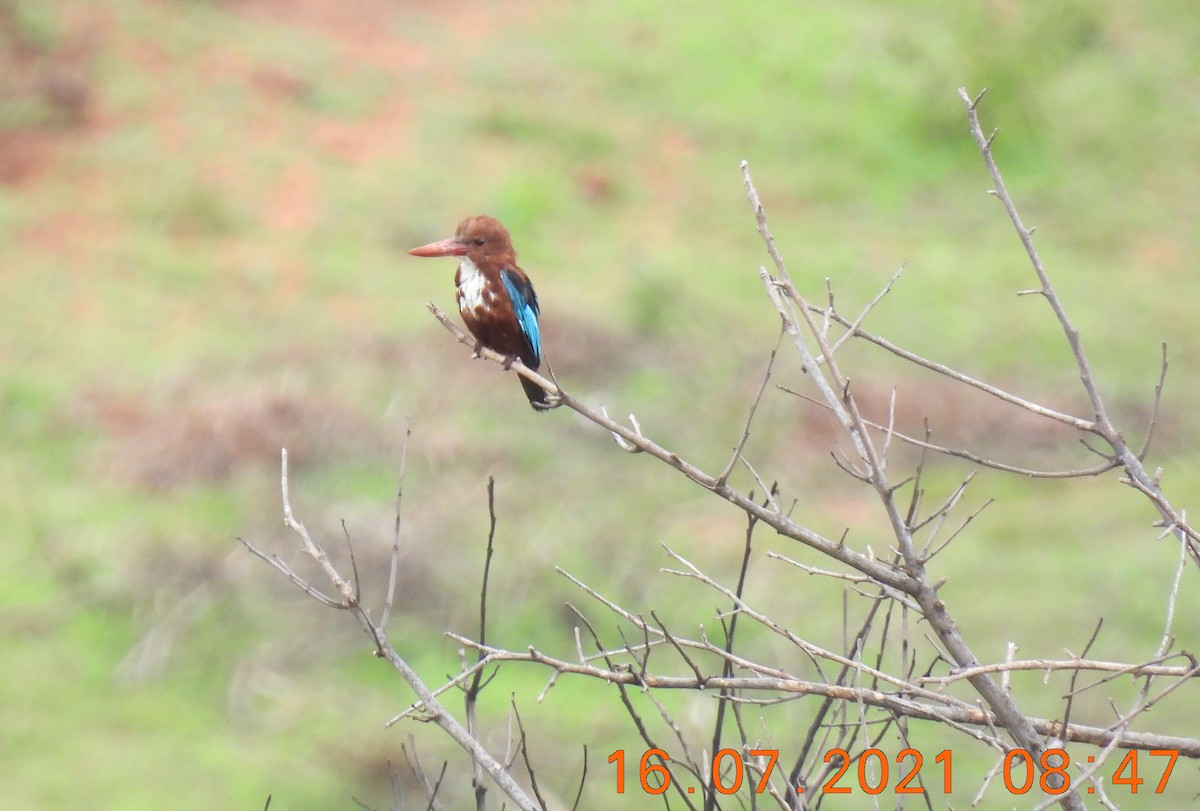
[80,379,373,491]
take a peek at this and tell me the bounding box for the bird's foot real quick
[501,354,517,370]
[471,340,483,359]
[532,392,563,410]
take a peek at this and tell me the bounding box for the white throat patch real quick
[457,256,487,313]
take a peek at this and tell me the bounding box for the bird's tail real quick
[519,373,550,410]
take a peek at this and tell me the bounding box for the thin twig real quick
[705,493,764,811]
[466,477,500,811]
[1138,343,1169,460]
[716,332,781,488]
[380,417,412,633]
[812,308,1096,432]
[780,385,1115,479]
[815,265,905,365]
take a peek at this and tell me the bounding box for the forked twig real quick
[242,452,542,811]
[958,86,1200,566]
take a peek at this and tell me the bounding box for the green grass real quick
[3,0,1200,808]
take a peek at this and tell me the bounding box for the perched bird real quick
[408,215,550,409]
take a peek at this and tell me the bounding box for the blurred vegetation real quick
[2,0,1199,808]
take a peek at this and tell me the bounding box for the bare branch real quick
[449,634,1200,757]
[921,654,1198,687]
[958,86,1200,567]
[780,385,1116,478]
[248,88,1200,811]
[814,265,905,365]
[958,87,1106,422]
[401,739,448,811]
[805,312,1097,433]
[243,452,543,811]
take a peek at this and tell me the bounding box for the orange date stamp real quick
[608,747,1180,797]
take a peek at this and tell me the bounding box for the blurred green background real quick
[3,0,1199,808]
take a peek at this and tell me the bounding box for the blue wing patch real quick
[501,268,541,364]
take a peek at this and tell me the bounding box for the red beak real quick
[408,237,467,257]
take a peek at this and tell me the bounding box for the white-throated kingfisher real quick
[408,215,550,409]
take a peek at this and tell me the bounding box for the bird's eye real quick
[473,237,485,247]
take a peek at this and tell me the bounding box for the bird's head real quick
[408,215,515,267]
